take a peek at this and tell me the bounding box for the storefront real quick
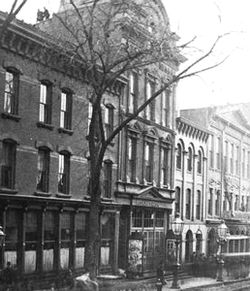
[117,186,173,277]
[0,195,120,280]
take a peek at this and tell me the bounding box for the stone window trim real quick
[35,140,54,152]
[1,112,21,122]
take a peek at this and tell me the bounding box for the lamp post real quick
[171,214,184,289]
[217,220,228,282]
[0,226,5,244]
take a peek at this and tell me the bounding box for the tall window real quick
[230,143,234,174]
[161,90,168,126]
[58,152,70,194]
[209,135,214,168]
[235,146,239,175]
[39,82,52,124]
[176,143,182,170]
[37,148,50,193]
[185,189,191,220]
[215,190,220,216]
[216,137,221,170]
[160,146,169,186]
[1,140,16,189]
[104,105,114,139]
[60,90,72,130]
[187,147,193,172]
[224,141,228,172]
[127,136,137,182]
[242,149,246,178]
[208,188,213,215]
[145,80,155,121]
[103,160,112,198]
[128,72,138,113]
[196,190,201,220]
[197,150,202,174]
[144,142,154,183]
[175,187,180,216]
[4,69,19,115]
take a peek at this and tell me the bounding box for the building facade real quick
[0,0,184,282]
[181,104,250,259]
[174,115,209,262]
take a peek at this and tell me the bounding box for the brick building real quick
[0,0,184,283]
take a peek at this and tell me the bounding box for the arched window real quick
[37,147,50,193]
[197,150,202,174]
[176,143,182,170]
[187,147,193,172]
[185,189,191,220]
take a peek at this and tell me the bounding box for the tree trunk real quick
[85,173,102,280]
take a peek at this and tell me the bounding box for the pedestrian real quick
[2,261,14,290]
[156,261,167,285]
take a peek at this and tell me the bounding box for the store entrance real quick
[131,208,165,273]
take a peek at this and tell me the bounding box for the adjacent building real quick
[182,104,250,258]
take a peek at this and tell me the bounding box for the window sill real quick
[56,193,72,198]
[101,197,113,202]
[36,122,54,130]
[58,127,74,135]
[0,187,18,194]
[1,112,21,122]
[34,191,52,197]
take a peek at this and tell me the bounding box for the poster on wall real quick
[127,232,143,278]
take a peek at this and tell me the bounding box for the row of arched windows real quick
[176,142,204,174]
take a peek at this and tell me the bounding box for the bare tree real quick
[0,0,28,41]
[38,0,229,279]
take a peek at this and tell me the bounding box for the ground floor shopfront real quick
[116,186,174,277]
[0,194,120,282]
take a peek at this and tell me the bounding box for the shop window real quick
[216,137,221,170]
[144,209,154,228]
[39,81,52,124]
[43,211,56,271]
[128,71,138,113]
[58,152,70,194]
[132,209,143,228]
[176,143,182,170]
[185,189,191,220]
[75,212,87,269]
[1,140,16,189]
[127,136,137,182]
[155,211,164,227]
[144,142,154,183]
[5,209,20,267]
[60,89,72,130]
[4,69,19,115]
[104,104,114,139]
[25,211,38,273]
[60,212,71,270]
[37,148,50,193]
[101,214,115,266]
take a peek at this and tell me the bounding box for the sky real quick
[1,0,250,109]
